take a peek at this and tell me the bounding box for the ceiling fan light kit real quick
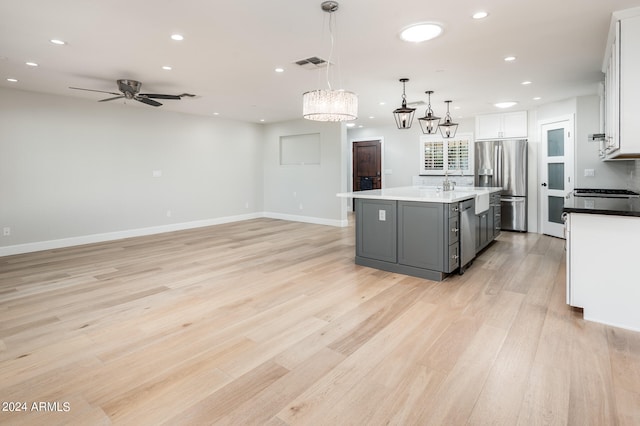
[69,79,194,107]
[302,1,358,122]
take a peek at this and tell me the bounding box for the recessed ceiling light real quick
[494,101,518,109]
[400,23,443,42]
[379,101,386,106]
[26,62,38,67]
[171,34,184,41]
[521,81,532,85]
[533,97,541,101]
[454,106,461,110]
[212,112,220,116]
[504,56,516,62]
[50,39,66,45]
[358,125,364,128]
[346,123,355,128]
[7,78,18,82]
[369,116,375,119]
[259,119,265,122]
[274,67,284,73]
[472,11,488,19]
[162,65,172,70]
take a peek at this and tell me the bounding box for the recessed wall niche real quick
[279,133,321,165]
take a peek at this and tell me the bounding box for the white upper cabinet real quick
[602,8,640,160]
[475,111,528,140]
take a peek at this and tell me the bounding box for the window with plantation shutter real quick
[422,140,444,172]
[420,133,474,176]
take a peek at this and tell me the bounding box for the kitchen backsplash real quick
[412,175,475,187]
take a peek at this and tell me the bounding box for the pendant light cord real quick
[326,11,334,90]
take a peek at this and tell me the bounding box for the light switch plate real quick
[379,209,386,221]
[584,168,595,177]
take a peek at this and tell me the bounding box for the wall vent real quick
[294,56,330,70]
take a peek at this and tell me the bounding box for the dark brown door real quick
[353,140,382,191]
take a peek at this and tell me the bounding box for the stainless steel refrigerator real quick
[475,140,528,232]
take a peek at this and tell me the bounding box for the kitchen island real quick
[563,194,640,331]
[337,186,502,281]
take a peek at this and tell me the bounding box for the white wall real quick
[0,87,264,254]
[574,95,632,188]
[262,119,347,226]
[347,118,475,189]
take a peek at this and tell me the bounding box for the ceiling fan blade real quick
[99,96,125,102]
[135,96,162,107]
[139,93,182,100]
[179,93,196,97]
[69,87,121,96]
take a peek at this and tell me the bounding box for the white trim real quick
[262,212,347,227]
[0,212,349,257]
[537,114,575,237]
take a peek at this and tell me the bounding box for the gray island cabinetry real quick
[339,186,502,281]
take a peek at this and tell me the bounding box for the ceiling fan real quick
[69,79,195,107]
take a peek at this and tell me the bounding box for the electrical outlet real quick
[166,210,172,217]
[584,168,595,177]
[299,203,303,210]
[379,210,386,221]
[152,170,162,178]
[3,226,10,236]
[245,202,249,209]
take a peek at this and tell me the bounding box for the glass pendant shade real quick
[439,100,459,138]
[418,90,440,134]
[303,89,358,121]
[393,101,416,129]
[393,78,416,129]
[302,2,358,122]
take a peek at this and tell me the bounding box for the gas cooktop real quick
[573,188,640,198]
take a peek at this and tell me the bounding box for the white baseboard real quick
[0,213,262,257]
[0,211,347,257]
[263,212,348,228]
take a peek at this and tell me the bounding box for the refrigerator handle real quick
[494,144,502,188]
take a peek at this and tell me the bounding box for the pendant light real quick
[302,1,358,122]
[439,100,459,138]
[393,78,416,129]
[418,90,440,134]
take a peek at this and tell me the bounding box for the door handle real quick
[541,183,548,187]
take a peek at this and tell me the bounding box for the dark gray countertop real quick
[563,194,640,217]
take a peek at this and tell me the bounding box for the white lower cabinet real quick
[566,213,640,331]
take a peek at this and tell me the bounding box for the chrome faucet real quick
[442,175,456,191]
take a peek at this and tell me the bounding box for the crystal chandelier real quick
[302,1,358,122]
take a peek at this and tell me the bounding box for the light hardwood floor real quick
[1,218,639,425]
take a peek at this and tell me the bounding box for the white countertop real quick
[337,186,502,204]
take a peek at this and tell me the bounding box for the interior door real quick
[353,140,382,191]
[540,118,574,238]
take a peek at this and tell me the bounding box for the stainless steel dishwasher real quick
[459,198,476,274]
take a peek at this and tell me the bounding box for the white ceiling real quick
[1,0,639,127]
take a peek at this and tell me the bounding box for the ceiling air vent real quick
[407,100,426,108]
[295,56,330,70]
